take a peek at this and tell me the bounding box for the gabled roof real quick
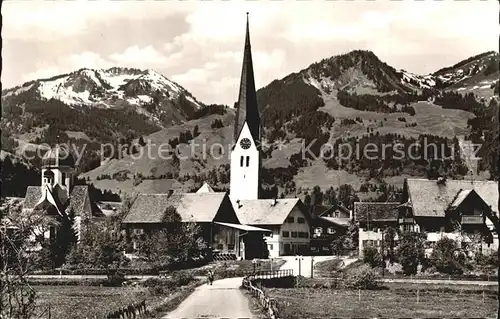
[23,185,103,217]
[230,197,307,225]
[319,217,351,227]
[123,192,228,224]
[214,222,272,233]
[449,189,473,210]
[68,185,104,217]
[197,182,215,193]
[23,186,43,210]
[353,202,400,222]
[311,204,350,218]
[406,178,498,217]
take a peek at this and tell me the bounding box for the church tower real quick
[230,13,261,200]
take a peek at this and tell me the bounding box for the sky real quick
[2,1,499,106]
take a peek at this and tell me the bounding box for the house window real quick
[62,173,66,186]
[133,228,144,235]
[282,231,289,237]
[297,217,305,224]
[291,231,298,238]
[246,156,250,167]
[286,217,294,223]
[327,227,335,234]
[268,244,273,251]
[217,244,223,250]
[298,232,309,238]
[334,211,339,218]
[240,156,244,167]
[228,244,235,250]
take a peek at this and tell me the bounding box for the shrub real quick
[105,270,126,287]
[315,258,344,274]
[143,270,196,295]
[430,237,466,275]
[343,263,379,289]
[363,246,382,268]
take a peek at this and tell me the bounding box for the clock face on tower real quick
[240,138,252,150]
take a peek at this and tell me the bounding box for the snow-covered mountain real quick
[398,51,499,93]
[2,67,202,127]
[295,50,498,98]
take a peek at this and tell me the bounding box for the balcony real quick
[461,215,483,225]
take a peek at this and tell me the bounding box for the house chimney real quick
[168,189,174,197]
[236,199,242,209]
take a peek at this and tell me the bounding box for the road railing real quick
[242,269,294,319]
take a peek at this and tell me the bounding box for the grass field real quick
[33,285,154,319]
[267,286,497,318]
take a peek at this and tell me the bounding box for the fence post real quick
[416,289,420,304]
[358,289,361,302]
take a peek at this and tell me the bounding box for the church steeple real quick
[234,13,260,145]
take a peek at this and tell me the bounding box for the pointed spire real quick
[234,13,261,144]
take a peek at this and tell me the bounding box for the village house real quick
[122,190,271,260]
[231,198,312,257]
[310,204,352,255]
[354,202,401,258]
[399,177,498,256]
[21,146,104,243]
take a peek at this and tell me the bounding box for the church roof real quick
[234,14,260,143]
[405,178,498,217]
[23,186,43,209]
[22,185,103,217]
[231,197,305,225]
[123,192,228,224]
[196,182,215,193]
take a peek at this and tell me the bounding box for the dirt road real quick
[162,277,255,319]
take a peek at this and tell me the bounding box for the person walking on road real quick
[207,269,214,285]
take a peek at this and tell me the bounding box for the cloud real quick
[22,51,112,83]
[2,1,193,41]
[108,46,170,67]
[3,1,498,106]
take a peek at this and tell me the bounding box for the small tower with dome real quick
[41,146,75,197]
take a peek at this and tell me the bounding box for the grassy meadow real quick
[267,285,497,319]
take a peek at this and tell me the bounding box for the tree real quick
[193,125,199,138]
[1,202,39,318]
[66,197,132,270]
[338,184,359,209]
[331,219,359,255]
[138,136,146,147]
[323,187,337,206]
[136,206,207,269]
[430,237,466,275]
[310,185,323,207]
[397,232,426,275]
[383,226,399,263]
[363,246,382,268]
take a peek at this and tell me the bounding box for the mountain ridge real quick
[1,49,498,199]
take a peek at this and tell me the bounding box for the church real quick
[21,147,104,244]
[124,14,313,259]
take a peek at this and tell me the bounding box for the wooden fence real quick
[104,300,147,319]
[242,269,294,319]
